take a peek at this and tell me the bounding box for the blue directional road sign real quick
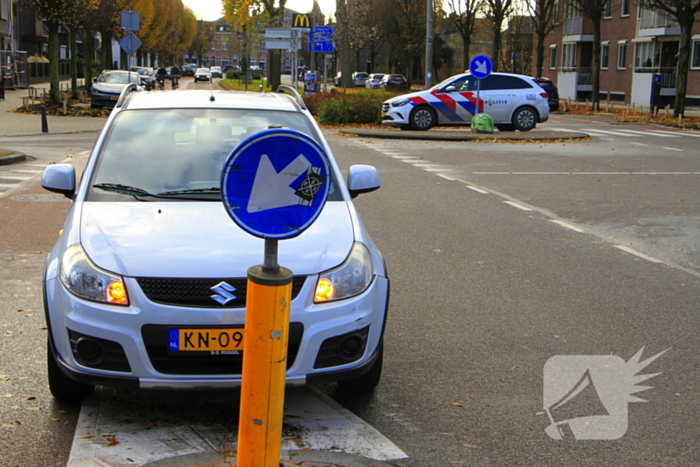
[221,129,331,240]
[470,54,492,80]
[119,32,142,55]
[309,26,334,53]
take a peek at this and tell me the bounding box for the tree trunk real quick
[48,21,61,105]
[591,18,601,111]
[462,35,471,71]
[70,26,78,99]
[84,29,94,94]
[673,19,693,117]
[492,20,502,72]
[535,32,545,77]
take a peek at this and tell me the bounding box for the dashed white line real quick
[466,186,489,194]
[614,245,663,263]
[630,142,648,146]
[663,147,683,152]
[582,128,643,137]
[437,174,455,181]
[504,201,532,211]
[617,129,679,138]
[550,220,585,233]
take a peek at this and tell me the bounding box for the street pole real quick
[425,0,433,89]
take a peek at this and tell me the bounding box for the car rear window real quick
[481,75,533,90]
[87,109,339,202]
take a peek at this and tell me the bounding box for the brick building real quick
[539,0,700,107]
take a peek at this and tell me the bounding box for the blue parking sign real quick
[221,129,331,240]
[470,55,492,80]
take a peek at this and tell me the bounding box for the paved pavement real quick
[0,80,586,467]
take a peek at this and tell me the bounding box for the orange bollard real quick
[237,264,293,467]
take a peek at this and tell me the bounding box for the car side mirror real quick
[445,85,457,92]
[347,165,381,198]
[42,164,76,200]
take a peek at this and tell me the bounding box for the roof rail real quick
[116,83,140,108]
[277,85,306,110]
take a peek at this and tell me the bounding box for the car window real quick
[88,109,339,202]
[100,73,139,84]
[481,75,533,90]
[444,75,478,92]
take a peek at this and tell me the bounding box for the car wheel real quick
[512,107,538,132]
[338,340,383,393]
[47,338,94,403]
[496,124,516,131]
[409,105,436,131]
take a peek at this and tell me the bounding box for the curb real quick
[336,128,590,142]
[0,152,26,165]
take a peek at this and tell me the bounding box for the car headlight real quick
[59,244,129,306]
[391,99,410,108]
[314,243,374,303]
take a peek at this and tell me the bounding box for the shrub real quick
[225,69,242,80]
[303,89,396,125]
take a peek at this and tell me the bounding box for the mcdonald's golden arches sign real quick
[293,14,310,28]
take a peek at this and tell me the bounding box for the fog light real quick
[76,338,103,365]
[339,335,363,361]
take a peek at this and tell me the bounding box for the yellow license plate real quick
[169,328,244,352]
[110,96,119,100]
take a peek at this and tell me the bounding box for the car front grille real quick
[136,276,307,308]
[141,323,304,375]
[382,103,390,113]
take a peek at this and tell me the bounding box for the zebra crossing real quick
[0,162,49,197]
[550,127,700,140]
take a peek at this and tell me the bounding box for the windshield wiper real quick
[157,187,221,196]
[93,183,160,198]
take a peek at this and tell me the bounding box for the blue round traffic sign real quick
[469,54,493,80]
[221,129,331,240]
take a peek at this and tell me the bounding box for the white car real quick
[41,86,388,402]
[365,73,385,89]
[352,72,369,87]
[381,72,550,131]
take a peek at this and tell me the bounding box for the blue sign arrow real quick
[221,129,331,240]
[469,54,492,80]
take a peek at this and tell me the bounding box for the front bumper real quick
[381,102,412,127]
[44,271,389,390]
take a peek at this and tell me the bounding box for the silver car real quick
[42,87,388,401]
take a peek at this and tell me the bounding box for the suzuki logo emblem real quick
[210,282,237,305]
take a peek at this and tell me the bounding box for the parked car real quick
[130,67,155,90]
[91,70,142,108]
[222,65,240,73]
[210,66,222,78]
[182,64,197,76]
[534,77,560,112]
[194,67,211,82]
[379,74,408,91]
[381,72,550,132]
[41,87,388,402]
[352,72,369,87]
[365,73,385,89]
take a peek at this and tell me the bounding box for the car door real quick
[478,75,513,122]
[429,75,481,124]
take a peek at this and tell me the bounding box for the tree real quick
[529,0,558,77]
[188,20,215,65]
[63,0,99,99]
[446,0,482,70]
[484,0,513,72]
[642,0,700,116]
[382,0,425,83]
[569,0,609,110]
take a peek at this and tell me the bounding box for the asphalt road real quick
[1,112,699,466]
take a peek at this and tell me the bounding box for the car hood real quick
[93,82,130,94]
[80,201,354,278]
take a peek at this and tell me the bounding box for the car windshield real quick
[100,72,140,84]
[355,73,368,78]
[88,108,338,201]
[196,68,209,73]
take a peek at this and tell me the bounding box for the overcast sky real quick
[181,0,336,22]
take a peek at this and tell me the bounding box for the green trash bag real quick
[471,113,494,134]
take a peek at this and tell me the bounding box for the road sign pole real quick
[237,252,293,467]
[476,79,481,115]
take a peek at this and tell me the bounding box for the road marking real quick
[650,129,700,138]
[472,172,698,175]
[581,128,643,137]
[614,245,663,263]
[466,185,489,193]
[437,174,455,181]
[67,387,408,466]
[550,220,585,233]
[663,147,683,152]
[551,127,610,138]
[504,200,532,211]
[616,129,680,138]
[630,142,648,146]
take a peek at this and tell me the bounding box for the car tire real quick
[338,340,383,393]
[496,124,516,131]
[409,105,436,131]
[512,107,538,132]
[47,338,95,403]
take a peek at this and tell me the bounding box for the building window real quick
[621,0,631,16]
[604,0,612,18]
[562,43,577,70]
[550,45,557,69]
[634,42,655,70]
[0,0,7,20]
[601,44,610,69]
[692,41,700,69]
[564,0,578,19]
[552,1,560,25]
[618,43,627,69]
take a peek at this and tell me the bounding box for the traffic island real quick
[336,127,590,142]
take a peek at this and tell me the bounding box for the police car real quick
[381,72,550,132]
